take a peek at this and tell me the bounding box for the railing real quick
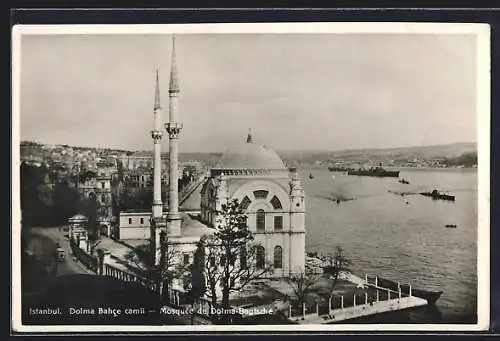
[103,263,159,292]
[288,287,415,322]
[101,263,193,308]
[179,177,205,206]
[69,239,98,273]
[287,274,420,323]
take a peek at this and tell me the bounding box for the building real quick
[78,172,113,218]
[122,168,168,189]
[120,154,169,171]
[123,169,153,189]
[200,132,306,277]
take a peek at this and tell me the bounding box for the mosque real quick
[118,37,306,278]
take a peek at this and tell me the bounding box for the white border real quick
[11,22,491,333]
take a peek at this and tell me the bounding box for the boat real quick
[445,224,457,228]
[420,189,455,201]
[398,178,410,184]
[328,166,352,172]
[372,276,443,304]
[347,166,400,178]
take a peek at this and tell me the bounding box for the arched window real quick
[274,246,283,269]
[270,195,282,209]
[253,190,269,199]
[256,209,265,231]
[256,246,265,269]
[101,194,106,204]
[240,196,252,210]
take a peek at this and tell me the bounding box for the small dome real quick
[216,141,286,170]
[68,214,88,223]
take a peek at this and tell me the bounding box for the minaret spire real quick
[154,68,161,110]
[169,35,179,94]
[151,68,166,266]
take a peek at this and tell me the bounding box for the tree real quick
[287,270,321,311]
[20,162,60,227]
[52,180,80,225]
[322,246,352,297]
[78,194,99,240]
[156,230,185,302]
[21,162,45,228]
[196,198,272,316]
[185,243,206,305]
[118,185,152,211]
[78,169,98,183]
[123,230,184,303]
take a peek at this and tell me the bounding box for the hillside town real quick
[20,140,206,236]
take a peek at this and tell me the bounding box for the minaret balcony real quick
[151,130,163,141]
[165,122,183,139]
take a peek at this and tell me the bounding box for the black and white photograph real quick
[11,23,490,332]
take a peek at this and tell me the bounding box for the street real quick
[24,226,92,277]
[20,226,198,325]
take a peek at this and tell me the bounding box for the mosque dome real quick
[215,132,286,170]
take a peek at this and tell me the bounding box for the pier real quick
[291,295,427,324]
[286,272,428,324]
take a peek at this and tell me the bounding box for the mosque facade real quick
[200,133,306,277]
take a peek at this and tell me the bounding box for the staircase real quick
[179,176,205,206]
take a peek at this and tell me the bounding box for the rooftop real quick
[215,136,286,171]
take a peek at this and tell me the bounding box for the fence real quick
[179,176,205,205]
[288,275,415,322]
[103,263,159,292]
[69,239,98,273]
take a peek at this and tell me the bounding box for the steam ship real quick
[347,166,400,178]
[419,189,455,202]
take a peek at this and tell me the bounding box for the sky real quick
[19,33,478,153]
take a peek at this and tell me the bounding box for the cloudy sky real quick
[19,33,477,153]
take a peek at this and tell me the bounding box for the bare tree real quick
[287,270,321,311]
[124,230,184,302]
[195,199,272,315]
[322,246,352,296]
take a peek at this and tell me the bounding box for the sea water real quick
[300,167,478,323]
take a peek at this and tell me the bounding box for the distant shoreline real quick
[304,165,477,172]
[390,166,477,172]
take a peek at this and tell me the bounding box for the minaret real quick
[151,69,167,265]
[152,69,163,217]
[165,35,183,237]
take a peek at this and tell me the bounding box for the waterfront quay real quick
[262,272,428,324]
[292,273,426,324]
